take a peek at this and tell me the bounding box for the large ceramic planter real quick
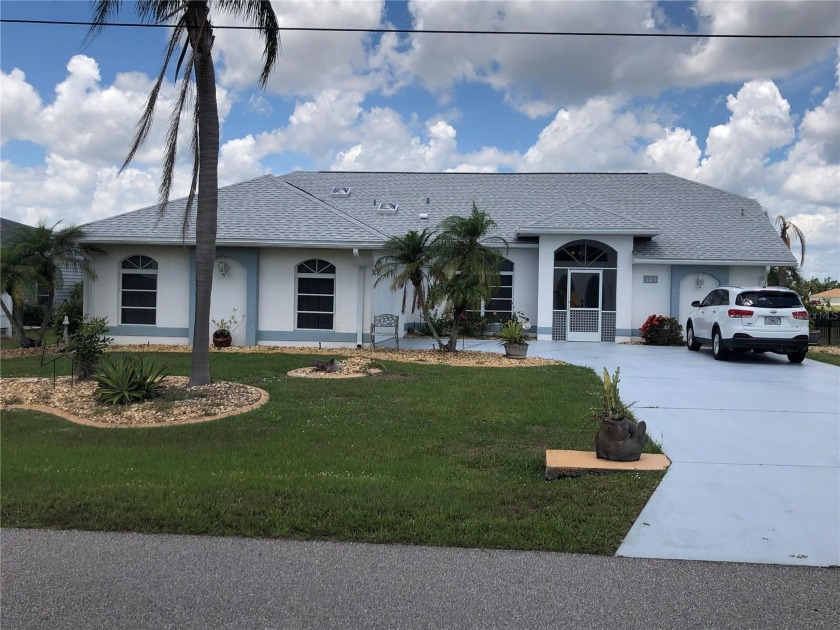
[503,343,529,359]
[212,331,232,348]
[809,330,821,346]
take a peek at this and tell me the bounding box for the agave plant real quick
[94,356,170,405]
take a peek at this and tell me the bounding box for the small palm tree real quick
[373,228,447,348]
[431,203,508,350]
[7,221,99,345]
[775,215,806,287]
[87,1,279,386]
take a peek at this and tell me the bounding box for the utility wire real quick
[1,18,838,38]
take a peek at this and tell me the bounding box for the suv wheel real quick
[787,351,806,364]
[686,324,701,351]
[712,329,728,361]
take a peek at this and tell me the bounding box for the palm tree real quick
[431,203,508,350]
[0,245,37,347]
[7,221,99,345]
[774,215,806,288]
[373,228,447,348]
[87,1,279,386]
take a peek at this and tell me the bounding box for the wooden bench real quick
[371,314,399,350]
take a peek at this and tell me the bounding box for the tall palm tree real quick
[87,1,279,386]
[775,215,806,287]
[373,228,446,348]
[7,221,99,345]
[431,203,508,350]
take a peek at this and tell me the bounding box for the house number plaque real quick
[643,275,658,284]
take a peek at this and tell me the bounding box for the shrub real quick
[639,314,684,346]
[498,319,528,345]
[70,316,113,379]
[22,303,48,327]
[94,356,170,405]
[53,283,83,336]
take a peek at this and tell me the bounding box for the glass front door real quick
[567,270,601,342]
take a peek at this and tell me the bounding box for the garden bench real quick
[371,313,399,350]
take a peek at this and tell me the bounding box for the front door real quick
[567,270,601,342]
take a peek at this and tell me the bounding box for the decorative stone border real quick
[3,385,270,429]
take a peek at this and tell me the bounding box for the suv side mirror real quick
[691,300,700,307]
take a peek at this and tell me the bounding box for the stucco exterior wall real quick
[729,266,768,287]
[631,265,672,334]
[85,245,191,344]
[257,248,370,347]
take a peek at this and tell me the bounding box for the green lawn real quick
[808,350,840,367]
[0,351,663,555]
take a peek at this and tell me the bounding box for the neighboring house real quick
[78,171,796,347]
[810,288,840,307]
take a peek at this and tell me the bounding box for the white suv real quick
[685,286,810,363]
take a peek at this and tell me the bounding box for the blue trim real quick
[258,330,360,343]
[670,266,729,319]
[536,326,552,335]
[615,328,637,337]
[216,247,259,346]
[188,249,196,344]
[109,325,189,337]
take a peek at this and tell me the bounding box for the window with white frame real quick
[120,255,158,325]
[296,259,335,330]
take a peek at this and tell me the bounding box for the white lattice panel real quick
[601,311,616,342]
[552,311,567,341]
[570,309,599,333]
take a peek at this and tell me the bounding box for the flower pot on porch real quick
[212,331,232,347]
[503,342,529,359]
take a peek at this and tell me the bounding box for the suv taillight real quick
[793,311,809,320]
[727,309,754,318]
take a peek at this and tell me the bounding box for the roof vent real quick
[419,212,429,220]
[377,202,398,215]
[330,186,351,197]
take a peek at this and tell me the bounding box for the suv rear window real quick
[735,291,802,308]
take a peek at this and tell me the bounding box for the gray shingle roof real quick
[80,171,796,265]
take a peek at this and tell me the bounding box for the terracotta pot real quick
[212,331,232,347]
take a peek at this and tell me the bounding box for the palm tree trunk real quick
[1,299,29,346]
[777,266,788,287]
[420,304,448,350]
[36,289,55,345]
[187,9,218,387]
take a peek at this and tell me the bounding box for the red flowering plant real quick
[639,314,684,346]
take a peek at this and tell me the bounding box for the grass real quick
[0,351,663,555]
[808,349,840,367]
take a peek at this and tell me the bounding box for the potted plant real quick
[498,317,529,358]
[211,309,242,348]
[594,367,647,462]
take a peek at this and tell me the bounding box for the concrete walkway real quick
[395,337,840,567]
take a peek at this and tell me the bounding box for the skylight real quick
[330,186,351,197]
[377,202,398,215]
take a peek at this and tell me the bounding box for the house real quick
[810,288,840,307]
[77,171,796,347]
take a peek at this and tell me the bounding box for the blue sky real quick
[1,0,838,279]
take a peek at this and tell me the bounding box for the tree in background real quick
[3,221,98,346]
[774,215,807,288]
[0,244,37,346]
[87,1,279,386]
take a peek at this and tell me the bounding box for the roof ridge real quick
[275,179,392,241]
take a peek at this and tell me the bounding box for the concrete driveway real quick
[401,337,840,566]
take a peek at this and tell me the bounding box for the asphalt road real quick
[2,528,839,630]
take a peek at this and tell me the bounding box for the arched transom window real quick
[296,259,335,330]
[121,255,158,325]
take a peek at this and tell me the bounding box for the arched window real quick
[296,259,335,330]
[121,255,158,325]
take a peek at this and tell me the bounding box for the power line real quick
[1,18,838,38]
